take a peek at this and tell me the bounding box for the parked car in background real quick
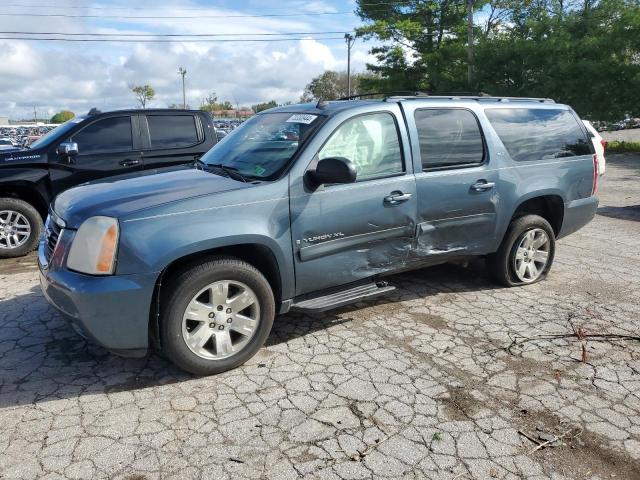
[0,138,19,151]
[39,96,598,375]
[0,108,217,257]
[583,120,606,175]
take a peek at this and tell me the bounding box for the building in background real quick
[0,116,9,126]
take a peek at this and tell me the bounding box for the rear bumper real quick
[558,196,599,239]
[38,241,157,357]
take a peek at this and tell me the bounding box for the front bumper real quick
[38,233,157,358]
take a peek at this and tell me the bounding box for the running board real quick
[291,282,395,313]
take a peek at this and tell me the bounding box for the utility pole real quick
[467,0,474,90]
[178,67,187,108]
[344,33,355,97]
[33,106,37,124]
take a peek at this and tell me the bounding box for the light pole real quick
[178,67,187,108]
[344,33,355,97]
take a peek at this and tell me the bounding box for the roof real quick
[85,108,203,116]
[264,95,562,116]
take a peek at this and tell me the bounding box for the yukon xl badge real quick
[301,232,345,244]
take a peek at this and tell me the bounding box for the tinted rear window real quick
[414,109,485,169]
[485,108,592,162]
[147,115,199,149]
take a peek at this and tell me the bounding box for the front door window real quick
[318,112,404,180]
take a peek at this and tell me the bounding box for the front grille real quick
[44,217,62,262]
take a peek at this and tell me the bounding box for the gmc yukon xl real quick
[0,108,217,258]
[38,96,599,375]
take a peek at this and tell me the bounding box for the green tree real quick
[474,0,640,120]
[356,0,475,94]
[50,110,75,123]
[252,100,278,113]
[199,92,234,112]
[300,70,375,101]
[131,84,155,109]
[355,0,640,120]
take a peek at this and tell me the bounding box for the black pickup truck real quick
[0,108,218,257]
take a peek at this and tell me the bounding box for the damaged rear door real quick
[290,107,416,295]
[402,103,499,260]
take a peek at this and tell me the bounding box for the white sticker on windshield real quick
[286,114,317,124]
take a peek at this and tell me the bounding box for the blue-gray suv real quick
[38,96,599,375]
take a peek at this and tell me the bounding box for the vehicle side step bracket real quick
[291,281,395,313]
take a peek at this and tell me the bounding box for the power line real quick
[3,1,414,11]
[0,11,359,19]
[0,30,356,38]
[0,36,347,43]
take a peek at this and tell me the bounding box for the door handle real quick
[470,180,495,192]
[384,191,412,205]
[119,159,141,167]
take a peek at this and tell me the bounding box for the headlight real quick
[67,216,119,275]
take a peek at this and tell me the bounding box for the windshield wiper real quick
[203,162,249,183]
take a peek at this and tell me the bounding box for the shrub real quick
[606,141,640,153]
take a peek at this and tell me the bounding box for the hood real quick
[54,168,251,228]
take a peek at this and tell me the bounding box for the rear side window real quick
[72,116,132,154]
[147,115,199,149]
[485,108,592,162]
[414,109,485,170]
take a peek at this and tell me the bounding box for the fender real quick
[116,195,296,300]
[0,168,52,215]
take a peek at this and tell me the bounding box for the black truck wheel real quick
[487,214,556,287]
[160,257,275,376]
[0,198,43,258]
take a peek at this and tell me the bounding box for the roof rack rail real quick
[335,91,555,104]
[337,91,427,101]
[383,94,554,103]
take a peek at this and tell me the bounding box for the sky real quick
[0,0,376,120]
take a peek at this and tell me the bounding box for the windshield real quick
[30,116,85,149]
[201,112,324,179]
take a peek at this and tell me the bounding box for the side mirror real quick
[308,156,357,187]
[57,142,78,158]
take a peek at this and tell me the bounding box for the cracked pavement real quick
[0,155,639,480]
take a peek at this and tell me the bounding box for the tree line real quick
[349,0,640,121]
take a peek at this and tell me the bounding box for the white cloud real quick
[0,0,377,118]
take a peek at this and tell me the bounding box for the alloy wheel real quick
[0,210,31,250]
[181,280,260,360]
[513,228,550,283]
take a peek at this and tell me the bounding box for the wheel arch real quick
[0,180,50,219]
[508,193,565,238]
[148,242,285,351]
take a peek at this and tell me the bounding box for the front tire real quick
[160,257,275,375]
[487,214,555,287]
[0,198,43,258]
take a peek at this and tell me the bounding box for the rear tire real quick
[487,214,555,287]
[0,198,43,258]
[160,257,275,376]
